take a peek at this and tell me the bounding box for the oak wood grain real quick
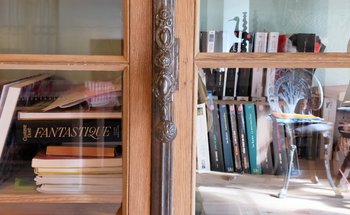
[195,52,350,68]
[173,0,196,214]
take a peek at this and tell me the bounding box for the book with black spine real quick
[206,102,225,172]
[228,104,243,173]
[218,104,234,172]
[272,121,288,175]
[16,118,122,145]
[236,103,250,173]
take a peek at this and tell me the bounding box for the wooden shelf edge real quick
[195,52,350,68]
[0,54,129,71]
[0,193,122,203]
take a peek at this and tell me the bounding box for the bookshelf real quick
[168,0,350,214]
[0,0,152,215]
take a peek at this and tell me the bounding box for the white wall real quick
[58,0,122,54]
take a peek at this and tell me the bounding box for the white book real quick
[265,32,280,97]
[35,174,122,185]
[251,32,268,98]
[37,184,122,194]
[196,103,211,171]
[0,74,51,156]
[207,31,216,53]
[32,151,122,168]
[35,166,123,175]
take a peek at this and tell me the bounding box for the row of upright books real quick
[196,101,301,176]
[200,31,325,101]
[0,73,123,194]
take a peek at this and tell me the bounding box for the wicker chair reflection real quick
[267,68,341,198]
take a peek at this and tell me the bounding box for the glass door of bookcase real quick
[0,0,152,214]
[193,0,350,214]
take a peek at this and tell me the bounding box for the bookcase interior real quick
[194,0,350,214]
[0,70,124,207]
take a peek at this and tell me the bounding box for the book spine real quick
[251,32,268,99]
[16,119,122,144]
[265,32,279,97]
[215,69,225,99]
[207,30,216,53]
[236,104,250,173]
[236,68,252,99]
[195,103,211,171]
[200,31,223,53]
[225,68,237,98]
[228,104,242,173]
[244,104,261,174]
[256,104,274,174]
[272,121,288,175]
[207,103,225,172]
[219,104,234,172]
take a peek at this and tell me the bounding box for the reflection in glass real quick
[0,0,123,55]
[200,0,350,52]
[0,70,122,213]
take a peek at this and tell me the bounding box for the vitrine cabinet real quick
[0,0,152,214]
[168,0,350,214]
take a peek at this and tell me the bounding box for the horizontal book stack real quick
[19,78,123,193]
[0,73,124,192]
[32,150,122,194]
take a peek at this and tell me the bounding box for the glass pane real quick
[0,0,123,55]
[199,0,350,53]
[0,70,123,214]
[195,67,350,214]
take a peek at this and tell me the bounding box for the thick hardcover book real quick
[203,68,216,95]
[200,31,223,52]
[207,103,225,172]
[46,146,116,157]
[215,69,225,98]
[256,104,274,174]
[289,33,316,53]
[195,103,211,171]
[265,32,279,97]
[251,32,268,99]
[16,118,122,144]
[35,174,122,186]
[272,121,288,175]
[219,104,234,172]
[32,150,122,168]
[236,68,252,98]
[244,103,261,174]
[17,108,122,120]
[225,68,237,97]
[236,104,250,173]
[228,104,242,173]
[277,34,288,52]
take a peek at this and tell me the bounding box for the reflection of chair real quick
[267,68,341,198]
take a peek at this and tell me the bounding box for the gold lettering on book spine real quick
[32,126,113,140]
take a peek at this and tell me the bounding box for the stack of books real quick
[32,149,122,194]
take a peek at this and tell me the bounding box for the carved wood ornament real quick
[152,0,178,214]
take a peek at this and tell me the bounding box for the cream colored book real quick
[32,151,122,168]
[17,108,122,120]
[42,77,122,111]
[35,174,122,185]
[34,166,122,175]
